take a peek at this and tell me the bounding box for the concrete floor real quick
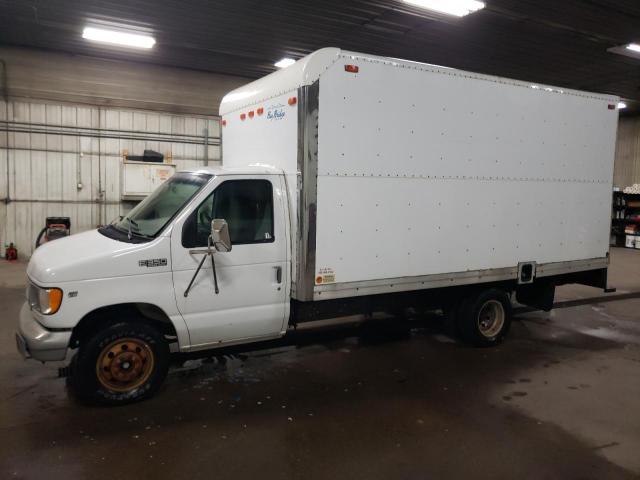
[1,248,640,479]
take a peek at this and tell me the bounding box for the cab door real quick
[170,175,288,349]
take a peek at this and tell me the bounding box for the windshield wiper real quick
[125,216,140,240]
[107,217,152,241]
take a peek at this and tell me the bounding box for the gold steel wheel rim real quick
[477,300,505,338]
[96,338,155,392]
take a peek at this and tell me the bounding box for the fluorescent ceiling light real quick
[608,43,640,60]
[82,26,155,49]
[618,102,628,109]
[274,58,296,68]
[402,0,485,17]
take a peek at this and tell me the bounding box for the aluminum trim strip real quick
[293,81,320,301]
[536,257,608,276]
[313,257,608,301]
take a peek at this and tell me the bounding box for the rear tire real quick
[455,289,512,347]
[68,322,169,405]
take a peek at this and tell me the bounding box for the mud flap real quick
[516,283,555,312]
[576,267,609,291]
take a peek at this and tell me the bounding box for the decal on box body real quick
[316,267,336,284]
[266,103,286,121]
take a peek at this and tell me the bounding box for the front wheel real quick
[455,289,512,347]
[68,322,169,405]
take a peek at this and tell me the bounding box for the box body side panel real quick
[314,55,617,288]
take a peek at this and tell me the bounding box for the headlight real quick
[28,282,63,315]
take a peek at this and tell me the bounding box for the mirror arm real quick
[209,236,220,294]
[183,252,208,298]
[210,249,219,294]
[184,237,220,297]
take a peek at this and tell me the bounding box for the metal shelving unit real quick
[612,191,640,248]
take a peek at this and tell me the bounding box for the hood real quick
[27,229,171,284]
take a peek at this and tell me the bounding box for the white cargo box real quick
[221,48,618,301]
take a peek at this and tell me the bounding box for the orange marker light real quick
[288,97,297,106]
[240,113,246,121]
[248,110,255,118]
[316,276,323,284]
[49,288,63,314]
[344,64,359,73]
[257,107,264,115]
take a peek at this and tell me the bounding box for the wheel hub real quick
[477,300,505,338]
[96,338,155,392]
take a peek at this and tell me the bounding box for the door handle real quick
[274,266,282,284]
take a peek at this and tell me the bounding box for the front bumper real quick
[16,302,71,362]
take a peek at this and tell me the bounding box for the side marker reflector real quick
[248,110,255,118]
[240,113,246,121]
[257,107,264,115]
[344,64,359,73]
[288,97,297,106]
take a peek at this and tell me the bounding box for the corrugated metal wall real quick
[614,117,640,189]
[0,98,220,257]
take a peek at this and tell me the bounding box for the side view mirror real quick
[211,219,232,252]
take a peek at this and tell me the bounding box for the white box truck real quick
[16,48,618,404]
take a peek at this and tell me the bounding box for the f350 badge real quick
[138,258,168,268]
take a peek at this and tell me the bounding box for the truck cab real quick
[18,166,292,404]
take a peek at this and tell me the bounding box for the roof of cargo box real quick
[180,164,282,176]
[219,47,342,115]
[219,47,618,116]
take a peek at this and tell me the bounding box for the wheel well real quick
[69,303,178,349]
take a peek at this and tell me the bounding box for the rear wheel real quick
[455,289,512,347]
[68,322,169,405]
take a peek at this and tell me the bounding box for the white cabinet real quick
[121,161,176,200]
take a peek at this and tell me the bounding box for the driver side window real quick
[182,179,274,248]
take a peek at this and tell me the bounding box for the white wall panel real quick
[13,203,31,259]
[31,151,47,201]
[13,150,30,199]
[61,153,76,201]
[46,152,63,200]
[0,98,220,257]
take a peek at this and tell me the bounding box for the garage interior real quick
[2,1,640,479]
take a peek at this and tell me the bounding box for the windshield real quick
[113,172,212,238]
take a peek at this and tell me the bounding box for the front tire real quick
[68,322,169,405]
[455,289,512,347]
